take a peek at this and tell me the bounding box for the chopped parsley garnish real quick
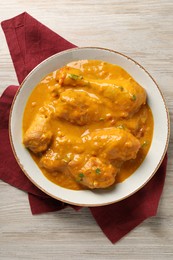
[62,157,69,163]
[55,154,60,160]
[142,140,149,148]
[77,173,85,181]
[131,94,137,101]
[117,125,125,129]
[118,86,124,91]
[68,74,83,80]
[95,168,101,174]
[113,84,124,91]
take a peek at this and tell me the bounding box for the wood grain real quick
[0,1,173,259]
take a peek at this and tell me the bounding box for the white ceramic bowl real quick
[9,47,170,206]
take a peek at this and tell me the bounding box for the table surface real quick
[0,1,173,259]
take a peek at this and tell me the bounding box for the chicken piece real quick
[69,156,118,189]
[116,104,148,137]
[82,128,141,161]
[40,131,84,172]
[40,149,67,172]
[55,89,104,125]
[23,113,52,153]
[56,65,146,117]
[69,128,140,189]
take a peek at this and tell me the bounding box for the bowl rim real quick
[9,46,170,206]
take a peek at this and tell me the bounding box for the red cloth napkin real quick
[0,12,167,243]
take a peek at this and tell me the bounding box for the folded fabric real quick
[0,12,168,243]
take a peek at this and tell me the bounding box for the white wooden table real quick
[0,1,173,259]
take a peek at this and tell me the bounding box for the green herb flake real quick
[55,154,60,160]
[95,168,101,174]
[142,140,149,148]
[118,86,124,91]
[99,118,104,121]
[131,94,137,101]
[68,74,83,80]
[62,158,69,163]
[77,173,85,181]
[117,125,125,129]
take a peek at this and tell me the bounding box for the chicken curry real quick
[23,60,153,190]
